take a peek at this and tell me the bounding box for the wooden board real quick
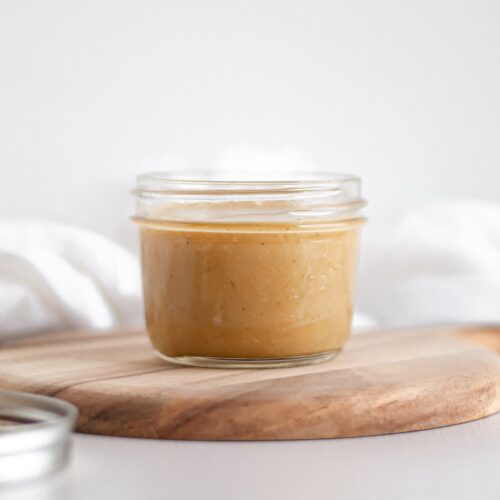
[0,326,499,441]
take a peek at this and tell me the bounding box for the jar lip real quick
[133,170,365,224]
[136,171,361,196]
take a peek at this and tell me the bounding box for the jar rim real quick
[135,170,361,195]
[133,170,365,224]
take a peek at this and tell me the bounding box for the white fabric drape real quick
[0,221,142,340]
[2,201,499,340]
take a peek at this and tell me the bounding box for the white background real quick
[1,0,499,250]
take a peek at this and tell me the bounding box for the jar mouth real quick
[133,171,366,225]
[135,171,361,196]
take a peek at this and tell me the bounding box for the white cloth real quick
[2,201,499,340]
[357,200,500,326]
[0,221,142,341]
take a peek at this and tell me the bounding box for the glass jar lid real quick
[0,390,78,484]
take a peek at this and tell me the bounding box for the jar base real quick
[154,350,340,369]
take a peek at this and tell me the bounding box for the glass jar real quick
[132,172,366,368]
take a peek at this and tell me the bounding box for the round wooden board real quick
[0,326,499,440]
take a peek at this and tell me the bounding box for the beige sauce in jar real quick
[139,220,362,360]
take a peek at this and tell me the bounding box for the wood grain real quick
[0,326,499,440]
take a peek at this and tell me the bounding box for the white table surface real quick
[2,413,499,500]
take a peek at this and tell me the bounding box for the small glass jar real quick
[132,172,366,368]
